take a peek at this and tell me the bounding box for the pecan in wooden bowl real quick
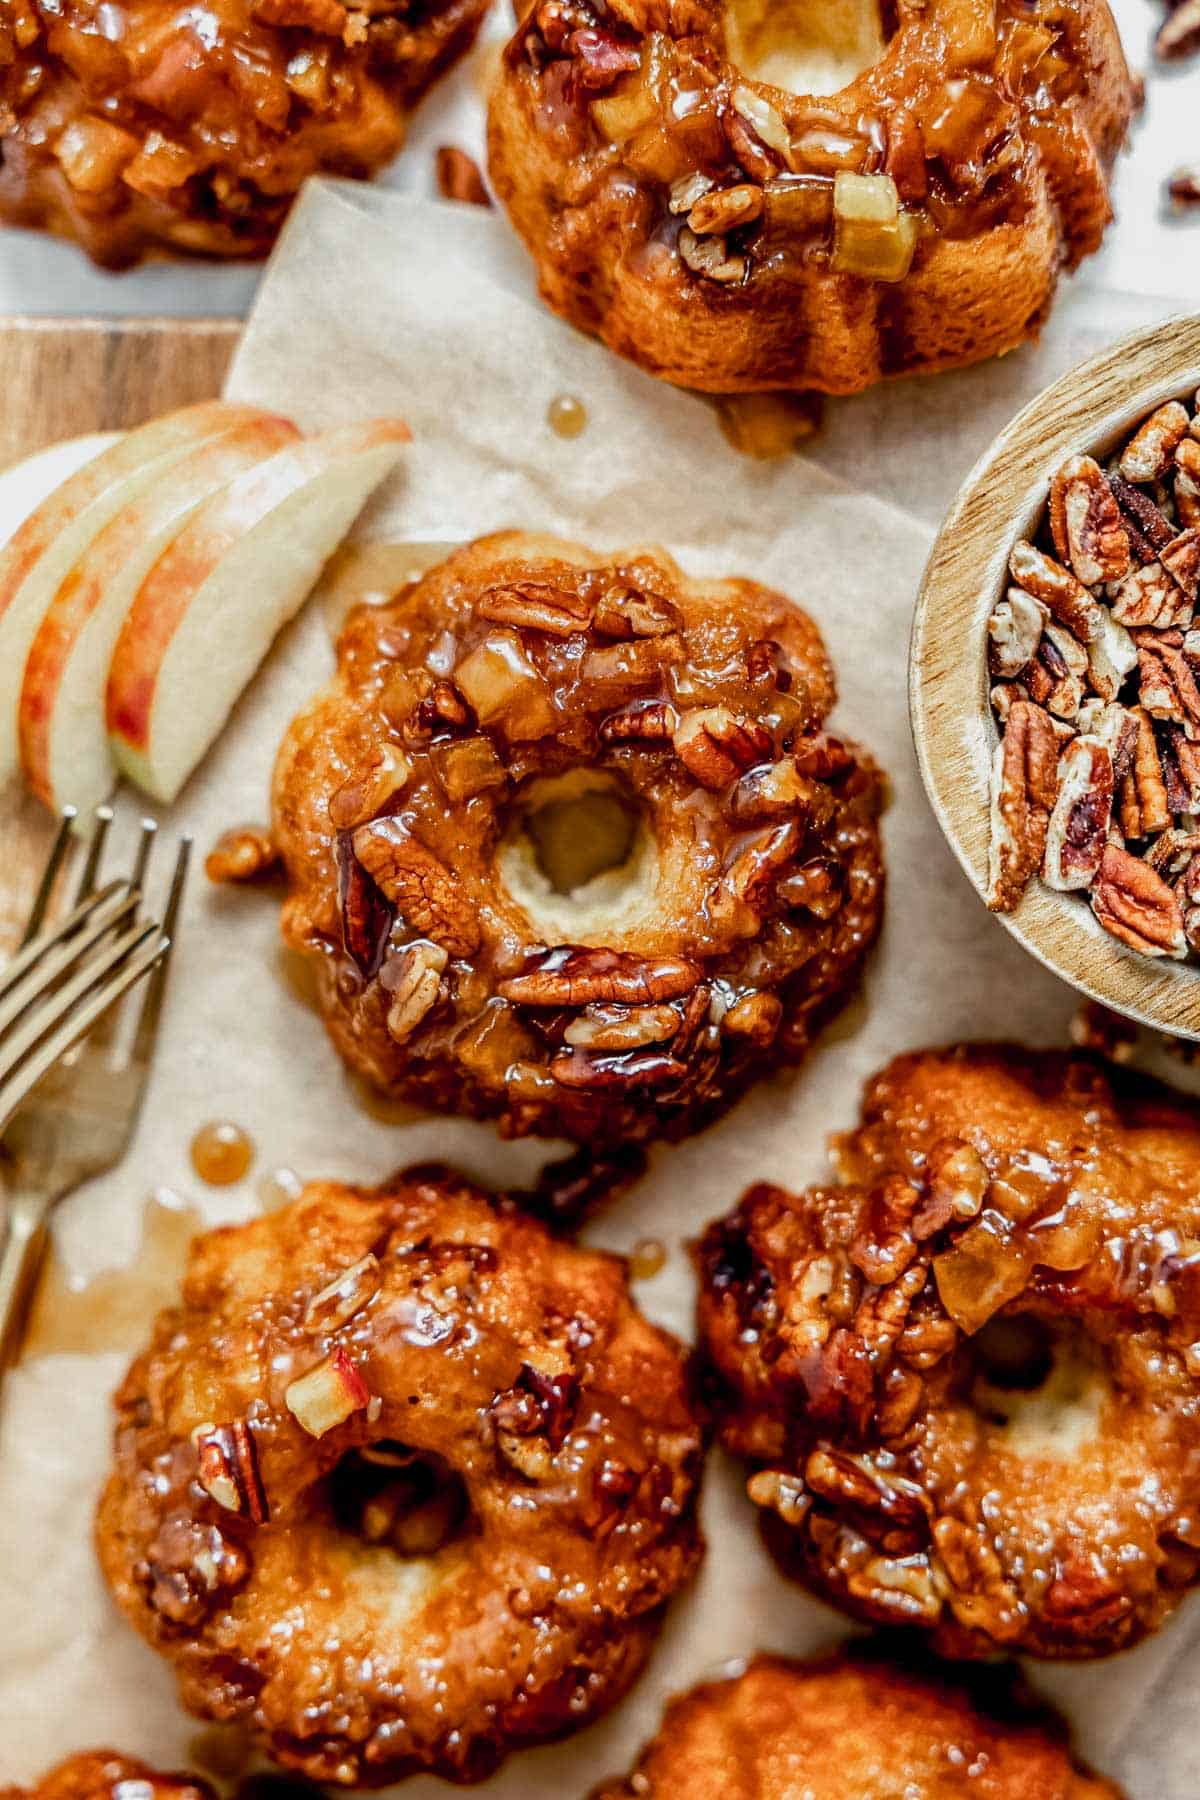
[911,314,1200,1040]
[263,532,885,1145]
[696,1043,1200,1661]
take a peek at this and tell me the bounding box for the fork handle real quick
[0,1192,50,1376]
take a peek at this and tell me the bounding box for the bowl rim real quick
[909,309,1200,1040]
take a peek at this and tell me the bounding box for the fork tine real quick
[130,835,191,1063]
[130,817,157,901]
[0,932,168,1131]
[73,804,114,905]
[0,882,136,1019]
[19,808,77,948]
[0,917,162,1085]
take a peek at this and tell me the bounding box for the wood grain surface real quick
[911,310,1200,1040]
[0,316,238,948]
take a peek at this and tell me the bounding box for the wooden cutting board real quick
[0,316,240,947]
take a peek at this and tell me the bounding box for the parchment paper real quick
[1,180,1198,1799]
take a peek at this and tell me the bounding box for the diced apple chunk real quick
[285,1347,371,1438]
[106,419,409,803]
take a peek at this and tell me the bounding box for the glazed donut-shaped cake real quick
[487,0,1136,393]
[2,1756,212,1800]
[97,1167,705,1786]
[591,1651,1122,1799]
[697,1045,1200,1659]
[0,0,487,266]
[266,532,884,1145]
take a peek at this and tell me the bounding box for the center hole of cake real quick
[498,771,659,939]
[724,0,894,95]
[330,1443,474,1556]
[970,1318,1108,1460]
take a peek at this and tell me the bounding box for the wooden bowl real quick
[910,312,1200,1040]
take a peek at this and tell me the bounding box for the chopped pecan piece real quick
[499,946,700,1006]
[192,1420,268,1523]
[987,699,1059,911]
[1119,402,1191,483]
[380,940,448,1042]
[591,581,681,638]
[205,825,280,884]
[435,145,491,206]
[1160,526,1200,603]
[599,698,678,743]
[679,226,745,283]
[987,587,1045,678]
[1008,541,1103,642]
[1049,454,1131,585]
[673,706,773,788]
[1025,623,1085,718]
[1108,471,1175,555]
[1042,735,1113,890]
[1091,844,1187,957]
[1159,725,1200,813]
[688,182,764,234]
[716,822,799,923]
[335,830,393,977]
[563,1001,682,1049]
[1085,610,1137,702]
[549,1046,689,1089]
[351,817,479,957]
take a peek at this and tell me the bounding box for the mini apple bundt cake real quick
[262,532,884,1145]
[97,1166,705,1786]
[487,0,1136,393]
[591,1651,1123,1799]
[1,1755,212,1800]
[0,0,487,265]
[697,1045,1200,1659]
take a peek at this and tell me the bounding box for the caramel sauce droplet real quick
[630,1237,667,1279]
[22,1190,200,1360]
[191,1120,254,1186]
[547,394,588,439]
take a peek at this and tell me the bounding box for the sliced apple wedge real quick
[107,419,410,803]
[0,402,291,786]
[19,413,302,814]
[0,433,124,545]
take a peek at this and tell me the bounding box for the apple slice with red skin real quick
[106,419,410,803]
[0,433,124,548]
[0,402,285,786]
[19,412,302,813]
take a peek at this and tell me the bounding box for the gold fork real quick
[0,808,190,1374]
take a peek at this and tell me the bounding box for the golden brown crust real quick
[696,1045,1200,1659]
[0,0,487,266]
[264,531,885,1146]
[1,1754,213,1800]
[589,1652,1123,1800]
[487,0,1136,393]
[96,1167,705,1785]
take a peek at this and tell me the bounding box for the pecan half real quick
[1159,725,1200,813]
[1008,541,1103,642]
[1049,454,1131,585]
[499,946,700,1006]
[1135,635,1200,734]
[549,1046,689,1089]
[987,587,1045,679]
[599,698,678,743]
[1042,736,1112,891]
[1119,402,1190,482]
[673,706,773,788]
[716,821,799,924]
[478,581,592,636]
[987,699,1060,911]
[351,818,479,957]
[1091,844,1188,957]
[1160,526,1200,604]
[1108,471,1175,555]
[1119,707,1172,838]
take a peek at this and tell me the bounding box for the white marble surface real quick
[0,0,1196,319]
